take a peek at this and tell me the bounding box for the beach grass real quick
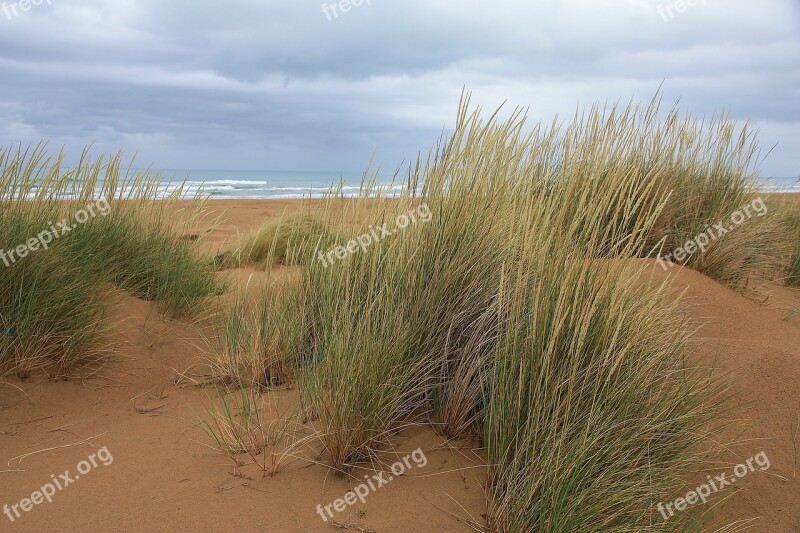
[208,279,298,388]
[783,201,800,286]
[101,91,793,530]
[212,93,733,530]
[0,146,224,376]
[5,89,798,530]
[790,249,800,287]
[219,212,341,269]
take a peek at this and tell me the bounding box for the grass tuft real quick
[783,202,800,286]
[0,145,225,376]
[220,213,340,269]
[204,91,794,529]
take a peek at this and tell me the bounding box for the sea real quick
[153,169,404,199]
[149,169,799,199]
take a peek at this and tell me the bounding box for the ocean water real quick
[149,170,799,199]
[757,175,800,193]
[154,169,404,199]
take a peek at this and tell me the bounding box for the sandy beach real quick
[0,196,797,531]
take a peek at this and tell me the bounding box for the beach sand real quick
[1,198,799,531]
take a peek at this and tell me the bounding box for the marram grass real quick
[219,212,342,269]
[207,92,793,530]
[286,94,728,530]
[790,249,800,287]
[0,146,225,377]
[783,200,800,286]
[206,278,298,388]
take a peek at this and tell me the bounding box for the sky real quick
[0,0,798,177]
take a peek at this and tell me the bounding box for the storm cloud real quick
[0,0,798,176]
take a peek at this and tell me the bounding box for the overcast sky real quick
[0,0,798,176]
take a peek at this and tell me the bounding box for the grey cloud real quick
[0,0,797,175]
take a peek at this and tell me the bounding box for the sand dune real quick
[1,199,799,532]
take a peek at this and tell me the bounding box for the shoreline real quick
[192,191,800,201]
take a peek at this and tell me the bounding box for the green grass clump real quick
[210,92,783,530]
[220,213,340,269]
[294,94,724,528]
[790,249,800,286]
[0,238,112,378]
[66,203,225,317]
[485,226,715,531]
[0,145,224,377]
[295,241,429,466]
[208,280,298,388]
[485,272,712,531]
[783,202,800,286]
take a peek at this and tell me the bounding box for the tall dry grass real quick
[206,92,791,529]
[782,200,800,286]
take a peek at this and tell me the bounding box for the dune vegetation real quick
[217,212,341,269]
[201,93,800,531]
[0,146,224,378]
[783,202,800,286]
[3,92,799,531]
[790,244,800,286]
